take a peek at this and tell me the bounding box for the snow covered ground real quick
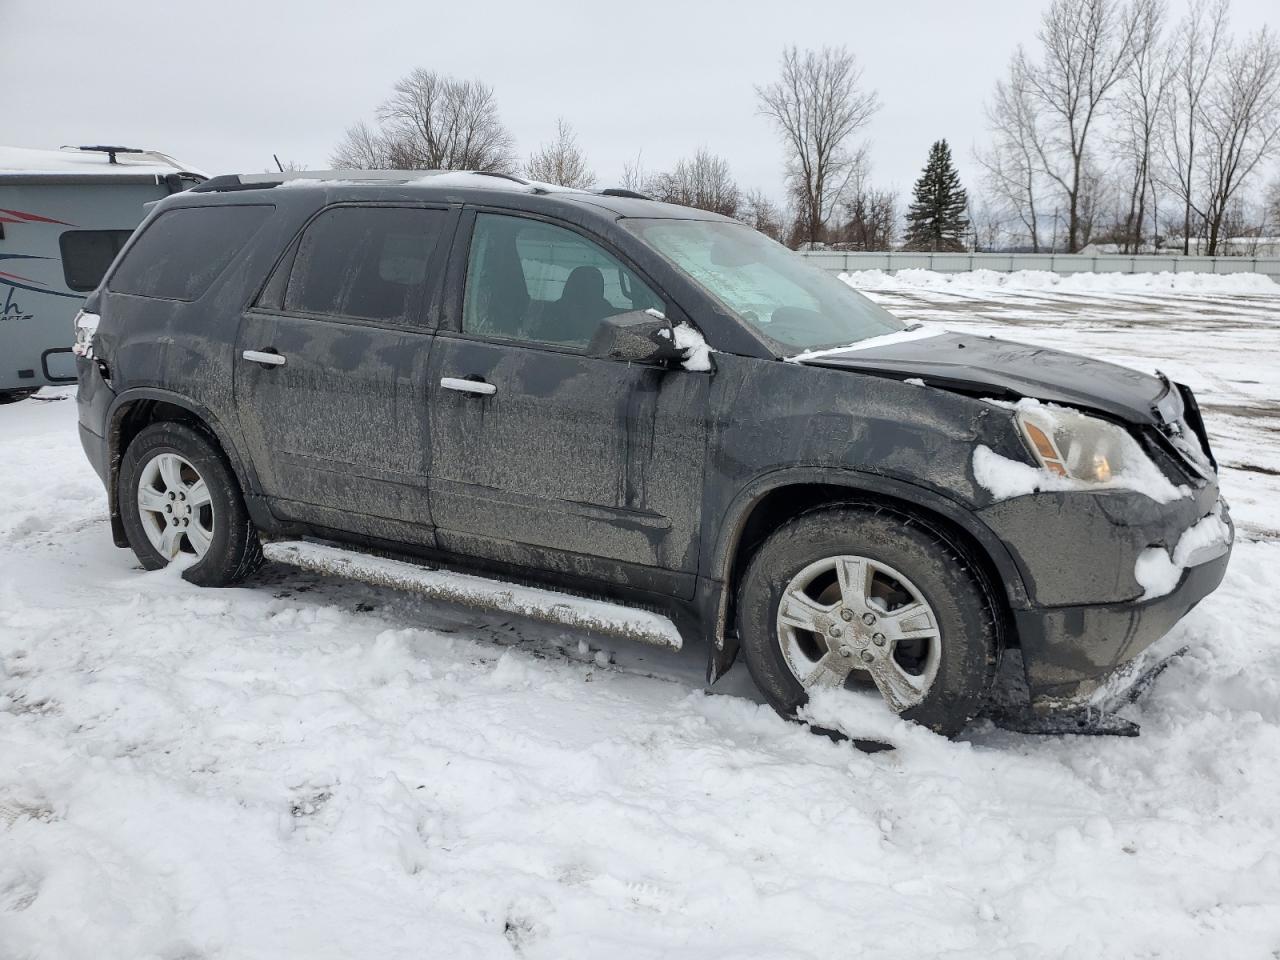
[3,278,1280,958]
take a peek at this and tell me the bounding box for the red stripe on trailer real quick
[0,208,73,225]
[0,270,43,284]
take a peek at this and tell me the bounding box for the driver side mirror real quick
[589,309,684,365]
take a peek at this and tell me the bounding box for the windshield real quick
[624,218,904,353]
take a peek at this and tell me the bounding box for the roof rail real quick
[187,169,547,194]
[599,187,653,201]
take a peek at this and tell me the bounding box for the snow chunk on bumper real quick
[1134,512,1233,600]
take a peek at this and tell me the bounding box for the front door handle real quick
[243,349,286,367]
[440,376,496,396]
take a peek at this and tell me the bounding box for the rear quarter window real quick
[108,204,273,301]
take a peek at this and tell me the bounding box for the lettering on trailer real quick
[1,286,34,323]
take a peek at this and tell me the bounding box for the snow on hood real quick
[794,328,1173,428]
[784,324,945,363]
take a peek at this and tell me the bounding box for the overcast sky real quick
[3,0,1276,203]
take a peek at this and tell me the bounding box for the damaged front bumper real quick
[978,482,1233,710]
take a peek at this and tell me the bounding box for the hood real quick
[798,330,1172,427]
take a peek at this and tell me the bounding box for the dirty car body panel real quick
[75,172,1232,718]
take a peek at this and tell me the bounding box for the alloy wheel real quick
[775,554,942,712]
[136,452,215,561]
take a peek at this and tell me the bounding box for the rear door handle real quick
[440,376,496,396]
[243,349,286,367]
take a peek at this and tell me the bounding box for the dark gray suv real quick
[73,170,1232,735]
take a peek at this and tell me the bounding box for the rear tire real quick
[736,503,999,737]
[0,389,37,405]
[118,421,262,586]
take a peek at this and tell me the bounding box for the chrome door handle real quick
[440,376,496,396]
[242,349,286,367]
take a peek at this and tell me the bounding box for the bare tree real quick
[1018,0,1145,252]
[1163,0,1230,252]
[833,182,898,251]
[1196,27,1280,253]
[967,198,1005,251]
[757,46,880,247]
[1267,175,1280,235]
[332,119,395,169]
[978,59,1047,250]
[645,150,741,217]
[1113,0,1171,251]
[331,69,516,172]
[737,189,786,241]
[620,153,647,193]
[525,118,596,188]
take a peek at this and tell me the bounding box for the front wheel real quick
[737,504,999,737]
[118,421,262,586]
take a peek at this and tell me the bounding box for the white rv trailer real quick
[0,145,205,402]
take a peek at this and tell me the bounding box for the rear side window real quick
[59,230,133,292]
[108,205,273,301]
[282,206,446,323]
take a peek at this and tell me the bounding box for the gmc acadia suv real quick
[73,170,1233,735]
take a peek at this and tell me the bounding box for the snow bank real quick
[841,267,1279,295]
[1134,512,1233,600]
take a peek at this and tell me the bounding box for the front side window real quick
[284,206,446,323]
[109,205,273,301]
[59,230,133,292]
[624,218,904,354]
[462,213,661,349]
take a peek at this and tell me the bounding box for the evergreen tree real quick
[903,140,970,251]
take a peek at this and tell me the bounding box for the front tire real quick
[118,421,262,586]
[737,504,999,736]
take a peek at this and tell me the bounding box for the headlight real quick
[1016,404,1151,485]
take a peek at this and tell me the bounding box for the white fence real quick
[797,250,1280,282]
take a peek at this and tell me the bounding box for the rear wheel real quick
[737,504,999,736]
[0,389,37,405]
[118,421,262,586]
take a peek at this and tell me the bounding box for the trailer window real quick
[108,205,273,301]
[59,230,134,292]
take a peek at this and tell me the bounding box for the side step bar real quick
[263,540,684,651]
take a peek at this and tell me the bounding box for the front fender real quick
[701,465,1032,683]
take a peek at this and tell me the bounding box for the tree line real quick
[330,0,1280,256]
